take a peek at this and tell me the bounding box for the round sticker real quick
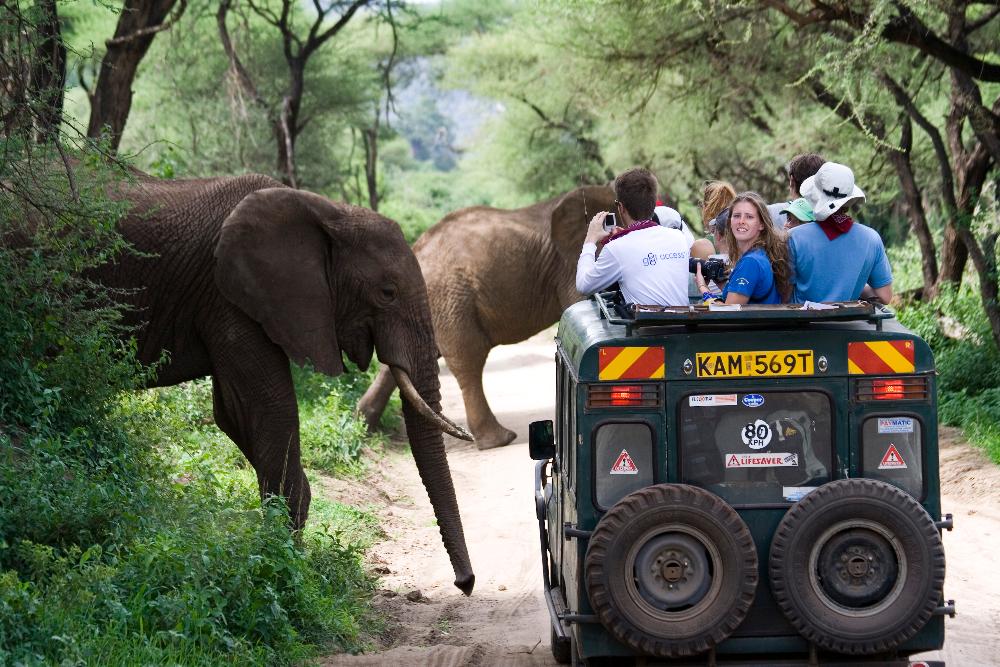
[741,419,772,450]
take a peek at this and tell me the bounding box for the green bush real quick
[1,153,384,664]
[896,282,1000,465]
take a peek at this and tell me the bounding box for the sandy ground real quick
[320,329,1000,666]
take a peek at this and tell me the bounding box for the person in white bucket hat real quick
[800,161,866,221]
[788,162,893,303]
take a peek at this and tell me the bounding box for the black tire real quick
[769,479,946,655]
[584,484,758,657]
[551,624,571,664]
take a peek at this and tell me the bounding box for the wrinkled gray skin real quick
[99,174,474,594]
[357,185,615,449]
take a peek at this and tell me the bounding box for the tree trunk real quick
[29,0,65,144]
[363,115,379,211]
[938,225,968,285]
[886,116,939,295]
[87,0,179,150]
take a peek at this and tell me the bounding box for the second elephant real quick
[357,185,615,449]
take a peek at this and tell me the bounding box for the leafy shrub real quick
[1,154,383,664]
[896,282,1000,464]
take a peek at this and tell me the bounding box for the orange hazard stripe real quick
[599,346,665,380]
[848,340,915,374]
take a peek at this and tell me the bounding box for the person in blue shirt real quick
[789,162,893,303]
[695,191,791,304]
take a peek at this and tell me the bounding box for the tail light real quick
[588,383,661,408]
[855,375,929,401]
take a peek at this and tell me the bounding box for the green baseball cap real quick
[781,197,816,222]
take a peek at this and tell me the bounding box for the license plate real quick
[696,350,814,378]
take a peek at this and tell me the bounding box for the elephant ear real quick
[215,187,344,376]
[549,184,616,265]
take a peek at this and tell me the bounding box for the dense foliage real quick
[0,151,385,664]
[1,0,997,662]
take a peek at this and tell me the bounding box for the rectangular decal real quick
[599,346,665,381]
[877,417,914,434]
[688,394,737,407]
[695,350,814,378]
[725,452,799,468]
[848,340,915,375]
[783,486,818,502]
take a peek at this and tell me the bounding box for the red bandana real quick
[602,219,658,247]
[817,212,854,241]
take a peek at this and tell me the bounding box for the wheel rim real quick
[624,525,722,621]
[808,519,907,617]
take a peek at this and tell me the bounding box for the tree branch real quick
[877,72,959,217]
[106,0,187,46]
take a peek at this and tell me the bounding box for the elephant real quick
[81,173,475,594]
[357,185,615,450]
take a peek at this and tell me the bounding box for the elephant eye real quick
[379,284,398,304]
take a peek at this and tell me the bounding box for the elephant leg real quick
[206,326,311,529]
[356,363,397,432]
[444,339,516,450]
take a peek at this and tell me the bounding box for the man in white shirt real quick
[576,168,690,306]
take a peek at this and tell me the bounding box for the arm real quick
[871,283,893,304]
[575,212,618,294]
[724,291,751,305]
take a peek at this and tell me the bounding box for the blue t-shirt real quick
[722,248,780,304]
[788,222,892,302]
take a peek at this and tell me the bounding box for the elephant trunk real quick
[395,364,476,595]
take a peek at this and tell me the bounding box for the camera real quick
[689,257,728,283]
[602,211,617,232]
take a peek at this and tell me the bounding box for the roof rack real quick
[593,291,894,336]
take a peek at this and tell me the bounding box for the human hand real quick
[585,212,613,245]
[695,262,707,293]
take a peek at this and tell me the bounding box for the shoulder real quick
[851,222,884,240]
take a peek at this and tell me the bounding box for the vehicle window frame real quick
[590,418,657,512]
[859,411,927,501]
[675,387,837,509]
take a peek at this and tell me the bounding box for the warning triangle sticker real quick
[610,449,638,475]
[878,444,907,469]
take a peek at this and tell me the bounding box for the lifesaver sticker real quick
[726,452,799,468]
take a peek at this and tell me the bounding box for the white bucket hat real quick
[800,162,866,221]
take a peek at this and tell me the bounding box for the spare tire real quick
[584,484,758,657]
[769,479,945,655]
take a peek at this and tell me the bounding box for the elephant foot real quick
[474,425,517,450]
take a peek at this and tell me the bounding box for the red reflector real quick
[872,379,905,400]
[610,385,644,406]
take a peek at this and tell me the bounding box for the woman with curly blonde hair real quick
[691,180,737,259]
[695,191,791,304]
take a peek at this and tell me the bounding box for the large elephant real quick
[357,185,615,450]
[93,173,475,594]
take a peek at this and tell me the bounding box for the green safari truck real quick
[529,293,954,666]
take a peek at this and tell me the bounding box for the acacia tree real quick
[218,0,382,188]
[85,0,186,150]
[760,0,998,341]
[529,0,998,344]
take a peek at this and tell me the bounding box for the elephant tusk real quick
[391,367,474,441]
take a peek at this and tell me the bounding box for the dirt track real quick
[321,329,1000,666]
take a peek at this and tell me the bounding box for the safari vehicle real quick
[529,293,955,666]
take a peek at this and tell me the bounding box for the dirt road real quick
[322,329,1000,666]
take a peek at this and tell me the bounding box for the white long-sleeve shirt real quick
[576,226,690,306]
